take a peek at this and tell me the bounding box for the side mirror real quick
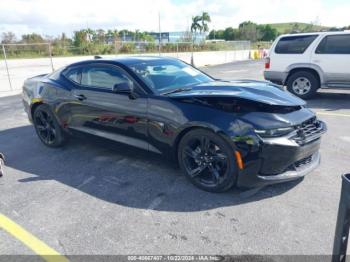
[112,82,133,93]
[112,82,138,99]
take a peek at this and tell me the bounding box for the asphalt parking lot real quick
[0,60,350,258]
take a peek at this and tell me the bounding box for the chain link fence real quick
[0,43,54,93]
[0,41,251,93]
[252,41,273,49]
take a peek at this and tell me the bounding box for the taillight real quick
[265,57,270,69]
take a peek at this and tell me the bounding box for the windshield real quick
[129,59,213,93]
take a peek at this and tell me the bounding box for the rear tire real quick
[33,104,67,148]
[178,129,238,193]
[286,71,319,99]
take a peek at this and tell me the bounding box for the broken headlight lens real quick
[254,127,294,138]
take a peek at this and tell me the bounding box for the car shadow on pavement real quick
[1,125,302,212]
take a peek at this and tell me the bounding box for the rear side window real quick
[315,34,350,54]
[48,67,65,81]
[62,67,81,84]
[275,35,318,54]
[81,66,132,90]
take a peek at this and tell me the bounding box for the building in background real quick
[148,32,170,43]
[148,31,206,43]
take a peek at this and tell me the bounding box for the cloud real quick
[0,0,348,37]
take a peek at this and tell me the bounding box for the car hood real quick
[167,80,306,106]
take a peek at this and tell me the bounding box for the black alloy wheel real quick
[33,104,66,147]
[178,129,237,192]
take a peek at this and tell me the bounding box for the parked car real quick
[264,31,350,99]
[23,56,326,192]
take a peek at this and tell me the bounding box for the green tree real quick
[191,15,202,39]
[118,29,135,41]
[257,25,277,41]
[200,12,211,33]
[51,33,72,56]
[106,29,118,41]
[191,12,211,42]
[73,30,88,47]
[1,32,17,44]
[223,27,238,40]
[208,30,215,39]
[238,21,258,41]
[138,32,154,42]
[94,29,106,44]
[21,33,45,43]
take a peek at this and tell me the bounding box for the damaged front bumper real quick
[257,151,320,183]
[236,120,326,188]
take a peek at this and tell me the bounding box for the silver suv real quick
[264,31,350,99]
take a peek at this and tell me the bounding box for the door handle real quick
[313,59,320,63]
[74,94,87,101]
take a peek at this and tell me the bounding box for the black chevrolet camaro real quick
[22,56,326,192]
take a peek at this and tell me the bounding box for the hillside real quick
[265,22,329,34]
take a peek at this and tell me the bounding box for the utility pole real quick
[48,43,54,72]
[2,45,12,91]
[158,12,161,56]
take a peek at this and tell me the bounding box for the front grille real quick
[283,154,314,173]
[291,118,325,145]
[294,155,313,168]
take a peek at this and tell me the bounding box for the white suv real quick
[264,31,350,99]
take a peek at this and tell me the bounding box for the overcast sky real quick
[0,0,349,37]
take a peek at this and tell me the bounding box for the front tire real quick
[33,104,67,147]
[178,129,238,193]
[286,71,319,99]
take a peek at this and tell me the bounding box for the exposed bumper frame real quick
[236,120,326,188]
[257,151,320,183]
[236,151,321,188]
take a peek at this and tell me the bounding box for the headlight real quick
[255,127,295,138]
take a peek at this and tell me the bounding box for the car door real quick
[68,63,152,152]
[312,34,350,86]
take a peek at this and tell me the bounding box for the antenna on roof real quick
[94,55,102,59]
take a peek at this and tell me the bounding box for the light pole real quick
[158,12,161,56]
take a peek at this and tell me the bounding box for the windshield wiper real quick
[160,87,192,95]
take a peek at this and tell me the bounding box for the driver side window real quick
[81,66,132,90]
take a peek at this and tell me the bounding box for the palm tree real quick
[191,15,202,41]
[200,12,211,34]
[191,12,211,42]
[190,16,202,66]
[190,12,211,65]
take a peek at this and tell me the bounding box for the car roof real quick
[68,56,181,68]
[278,31,349,38]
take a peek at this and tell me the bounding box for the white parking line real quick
[147,195,165,210]
[77,176,95,189]
[316,111,350,117]
[340,136,350,143]
[143,195,165,217]
[143,177,182,216]
[223,69,249,74]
